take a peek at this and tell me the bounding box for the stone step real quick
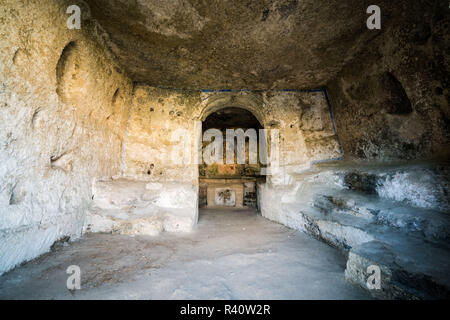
[276,162,450,299]
[345,239,450,299]
[376,206,450,243]
[337,163,450,212]
[283,190,450,299]
[313,191,381,220]
[282,203,375,252]
[295,161,450,211]
[311,190,450,244]
[83,179,198,235]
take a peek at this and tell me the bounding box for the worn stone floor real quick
[0,208,370,299]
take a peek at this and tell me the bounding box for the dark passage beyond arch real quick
[199,107,266,209]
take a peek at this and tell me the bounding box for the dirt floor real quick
[0,208,370,299]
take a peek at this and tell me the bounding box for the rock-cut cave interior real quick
[0,0,449,301]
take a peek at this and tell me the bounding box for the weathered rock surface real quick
[1,0,449,302]
[345,240,450,300]
[84,179,198,235]
[123,85,341,186]
[83,0,421,90]
[327,1,450,161]
[258,161,450,299]
[0,0,132,275]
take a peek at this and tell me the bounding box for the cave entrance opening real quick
[198,107,267,211]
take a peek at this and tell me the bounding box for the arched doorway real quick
[198,107,266,210]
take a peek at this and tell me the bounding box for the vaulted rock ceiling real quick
[84,0,406,90]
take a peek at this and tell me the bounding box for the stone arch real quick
[194,92,268,127]
[196,94,269,210]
